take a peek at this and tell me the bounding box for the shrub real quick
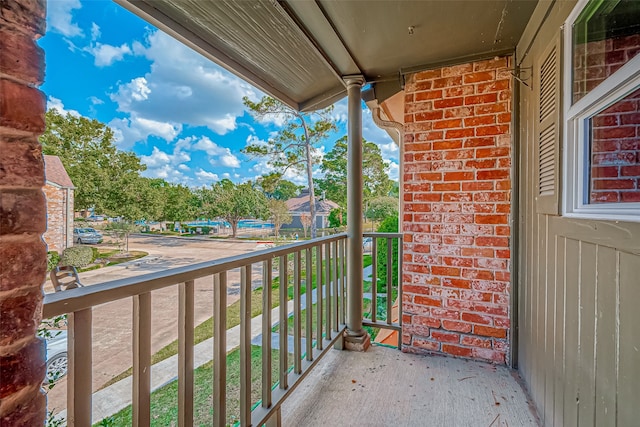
[60,246,93,268]
[376,215,399,290]
[328,208,346,228]
[91,247,100,262]
[47,251,60,272]
[185,225,211,235]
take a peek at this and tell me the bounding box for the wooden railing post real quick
[67,308,92,427]
[132,293,151,427]
[239,265,252,426]
[262,259,273,409]
[213,273,227,427]
[179,280,195,426]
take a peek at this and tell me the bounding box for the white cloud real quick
[90,42,132,67]
[89,96,104,105]
[219,155,241,168]
[90,23,101,41]
[137,117,181,141]
[109,116,182,149]
[378,141,399,159]
[48,0,83,38]
[142,164,187,182]
[195,169,220,185]
[140,147,170,168]
[113,77,151,103]
[332,99,348,124]
[110,30,257,141]
[245,134,268,147]
[386,160,399,181]
[139,141,192,183]
[140,144,190,168]
[362,108,396,145]
[47,96,80,117]
[191,136,240,168]
[249,157,308,186]
[256,111,291,128]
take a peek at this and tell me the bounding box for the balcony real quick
[43,232,537,426]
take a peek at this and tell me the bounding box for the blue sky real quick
[41,0,398,188]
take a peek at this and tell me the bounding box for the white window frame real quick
[563,0,640,222]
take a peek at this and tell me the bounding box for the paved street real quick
[45,234,265,414]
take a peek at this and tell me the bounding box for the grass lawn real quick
[100,253,357,389]
[101,285,281,389]
[100,346,290,427]
[77,249,148,273]
[273,303,321,339]
[363,254,372,268]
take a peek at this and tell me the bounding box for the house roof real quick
[115,0,539,111]
[286,190,340,215]
[44,155,74,188]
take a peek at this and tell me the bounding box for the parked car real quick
[363,237,373,252]
[73,227,103,244]
[45,330,68,382]
[86,215,105,222]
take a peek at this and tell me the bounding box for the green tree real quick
[267,199,292,238]
[199,179,268,238]
[365,196,399,222]
[106,176,163,221]
[376,215,399,289]
[328,207,346,228]
[144,179,198,222]
[318,136,393,208]
[300,213,312,238]
[389,181,400,198]
[242,96,337,239]
[164,182,199,221]
[257,173,301,200]
[40,109,146,216]
[105,221,140,253]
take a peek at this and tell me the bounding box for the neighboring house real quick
[43,155,74,253]
[283,189,340,230]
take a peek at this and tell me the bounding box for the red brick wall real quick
[0,0,48,424]
[590,88,640,203]
[43,184,74,252]
[401,57,512,364]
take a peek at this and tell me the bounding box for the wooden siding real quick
[516,1,640,425]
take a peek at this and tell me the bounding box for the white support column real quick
[344,75,370,351]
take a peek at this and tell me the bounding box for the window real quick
[565,0,640,221]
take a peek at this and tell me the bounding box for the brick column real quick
[0,0,48,424]
[402,58,512,364]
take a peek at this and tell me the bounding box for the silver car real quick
[363,237,373,252]
[73,227,103,244]
[45,330,68,382]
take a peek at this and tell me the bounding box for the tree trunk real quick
[301,118,317,239]
[231,219,238,238]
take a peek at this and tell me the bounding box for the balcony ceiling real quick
[115,0,538,111]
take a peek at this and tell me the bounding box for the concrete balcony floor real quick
[282,345,539,426]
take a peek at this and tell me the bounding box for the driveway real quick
[45,234,265,414]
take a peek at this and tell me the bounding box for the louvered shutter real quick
[535,34,562,215]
